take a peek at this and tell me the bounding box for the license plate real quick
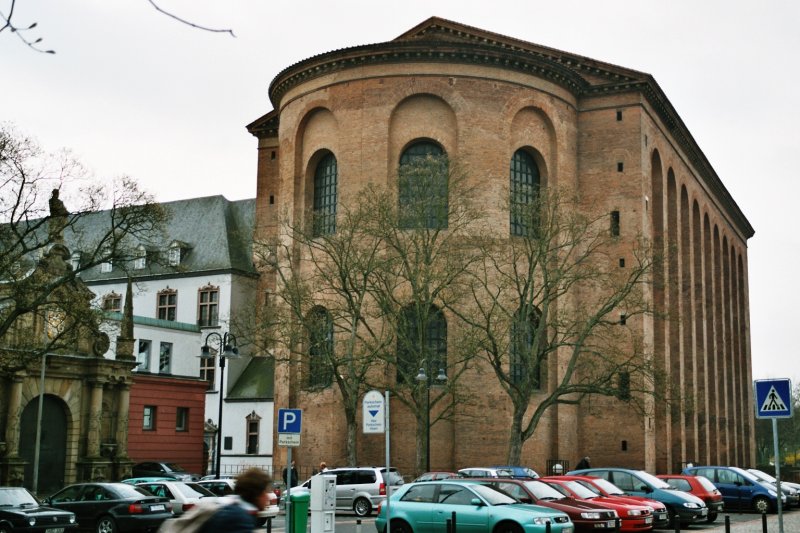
[562,527,573,533]
[645,517,653,524]
[657,512,667,519]
[701,508,708,516]
[46,529,65,533]
[151,504,166,511]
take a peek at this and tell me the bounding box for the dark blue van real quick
[569,467,707,527]
[683,466,785,513]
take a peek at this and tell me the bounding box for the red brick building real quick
[128,374,207,476]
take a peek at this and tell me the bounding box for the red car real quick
[657,474,723,523]
[557,475,670,528]
[541,477,653,531]
[475,478,619,532]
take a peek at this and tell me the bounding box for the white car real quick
[136,480,219,515]
[196,478,280,524]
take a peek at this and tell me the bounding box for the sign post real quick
[363,390,390,529]
[278,408,302,533]
[754,378,793,533]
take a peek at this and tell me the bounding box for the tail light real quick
[376,502,383,515]
[128,504,144,514]
[379,482,386,496]
[183,503,195,512]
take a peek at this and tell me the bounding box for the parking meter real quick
[310,473,336,532]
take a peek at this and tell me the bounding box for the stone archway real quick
[20,394,68,493]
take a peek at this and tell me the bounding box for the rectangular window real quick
[224,436,233,450]
[134,253,146,270]
[137,339,152,372]
[610,210,620,237]
[246,420,259,454]
[157,290,177,321]
[200,355,216,390]
[176,407,189,431]
[100,260,112,273]
[159,342,172,374]
[103,294,121,312]
[198,287,219,327]
[618,371,631,400]
[143,406,156,430]
[168,247,181,266]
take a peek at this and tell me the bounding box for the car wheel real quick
[353,497,372,517]
[0,525,12,533]
[95,515,117,533]
[706,512,718,523]
[493,522,524,533]
[386,519,412,533]
[753,495,772,514]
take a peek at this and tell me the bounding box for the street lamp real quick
[200,331,239,479]
[415,365,447,472]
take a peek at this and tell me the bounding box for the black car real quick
[45,483,173,533]
[0,486,77,532]
[131,462,198,482]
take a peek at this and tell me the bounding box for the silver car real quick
[301,467,404,517]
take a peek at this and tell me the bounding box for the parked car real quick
[557,475,670,528]
[657,474,724,522]
[374,480,575,533]
[457,467,514,478]
[0,486,77,532]
[474,478,619,532]
[120,477,173,485]
[746,469,800,507]
[196,478,280,524]
[569,467,707,527]
[412,472,458,482]
[493,466,541,479]
[45,482,173,532]
[135,480,217,516]
[300,466,404,517]
[131,462,199,482]
[540,477,654,532]
[683,466,786,513]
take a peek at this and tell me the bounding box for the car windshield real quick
[523,480,567,500]
[382,468,404,486]
[750,470,776,483]
[730,467,761,484]
[584,478,623,495]
[696,476,717,492]
[113,484,155,499]
[0,488,38,506]
[179,483,215,498]
[470,484,517,505]
[635,471,670,489]
[561,480,598,499]
[165,463,186,473]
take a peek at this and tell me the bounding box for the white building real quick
[71,195,276,476]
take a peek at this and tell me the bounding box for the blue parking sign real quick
[754,379,793,419]
[278,408,302,433]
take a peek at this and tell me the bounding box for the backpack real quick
[157,499,224,533]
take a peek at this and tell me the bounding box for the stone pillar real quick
[87,381,104,457]
[4,375,24,458]
[115,384,130,458]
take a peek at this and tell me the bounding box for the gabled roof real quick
[70,195,257,282]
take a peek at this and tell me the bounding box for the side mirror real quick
[734,481,742,487]
[639,485,653,493]
[471,498,484,507]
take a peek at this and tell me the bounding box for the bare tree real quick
[449,186,654,464]
[0,124,166,372]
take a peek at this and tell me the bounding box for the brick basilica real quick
[247,17,754,476]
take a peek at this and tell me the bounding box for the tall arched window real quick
[307,306,334,388]
[313,153,338,236]
[510,305,543,389]
[397,305,447,384]
[398,141,448,229]
[510,149,541,236]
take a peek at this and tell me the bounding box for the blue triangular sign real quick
[369,410,379,417]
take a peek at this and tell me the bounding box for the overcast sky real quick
[4,0,798,389]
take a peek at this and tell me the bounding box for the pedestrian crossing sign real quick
[754,379,793,419]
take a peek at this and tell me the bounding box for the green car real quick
[375,480,574,533]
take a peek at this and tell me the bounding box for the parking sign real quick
[278,408,302,433]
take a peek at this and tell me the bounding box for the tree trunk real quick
[507,404,525,464]
[345,406,357,466]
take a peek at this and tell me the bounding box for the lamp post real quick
[415,365,447,472]
[200,331,239,479]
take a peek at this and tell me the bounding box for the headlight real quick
[627,510,644,516]
[682,502,700,509]
[28,517,36,526]
[580,512,601,519]
[70,515,76,524]
[768,490,777,497]
[532,518,549,525]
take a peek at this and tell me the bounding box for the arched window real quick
[397,305,447,384]
[509,305,543,389]
[398,141,448,229]
[509,149,541,236]
[313,153,338,236]
[307,306,334,388]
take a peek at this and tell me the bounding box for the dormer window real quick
[168,240,190,267]
[100,259,113,273]
[134,245,147,270]
[70,251,82,272]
